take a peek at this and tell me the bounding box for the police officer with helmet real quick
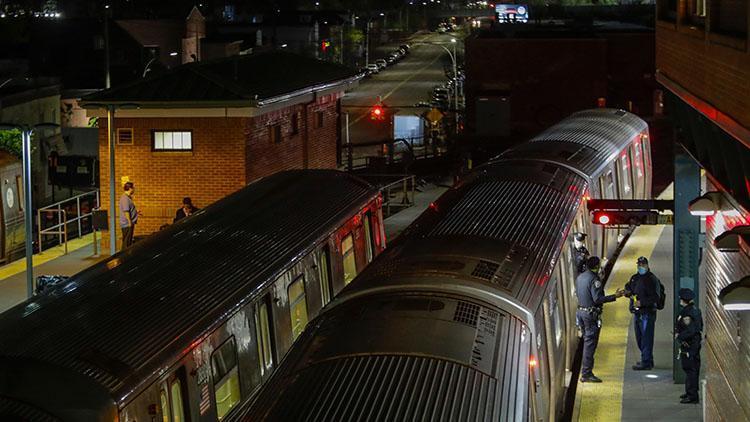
[573,232,590,274]
[576,256,625,382]
[624,256,662,370]
[675,288,702,404]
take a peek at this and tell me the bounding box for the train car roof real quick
[496,108,648,177]
[0,170,377,410]
[349,159,587,313]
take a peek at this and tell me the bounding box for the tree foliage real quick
[0,129,22,158]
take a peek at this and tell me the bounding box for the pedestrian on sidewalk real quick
[576,256,626,383]
[119,182,140,250]
[624,256,663,370]
[676,288,702,404]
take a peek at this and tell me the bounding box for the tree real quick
[0,129,22,158]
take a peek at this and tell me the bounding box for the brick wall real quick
[98,117,247,242]
[656,15,750,129]
[245,94,339,183]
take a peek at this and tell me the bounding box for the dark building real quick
[465,22,655,149]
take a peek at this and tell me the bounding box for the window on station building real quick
[270,124,282,143]
[255,298,274,375]
[170,379,185,422]
[288,276,309,340]
[316,111,324,128]
[290,112,299,135]
[212,337,241,420]
[152,131,192,151]
[342,233,357,284]
[319,247,332,306]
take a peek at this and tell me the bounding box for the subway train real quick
[0,170,385,422]
[239,109,653,421]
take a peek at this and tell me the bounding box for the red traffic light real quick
[370,104,386,121]
[596,212,610,225]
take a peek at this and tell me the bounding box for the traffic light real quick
[592,210,659,226]
[370,104,385,121]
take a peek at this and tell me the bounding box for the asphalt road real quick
[342,32,463,152]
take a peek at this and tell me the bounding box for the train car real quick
[0,169,385,422]
[239,109,651,421]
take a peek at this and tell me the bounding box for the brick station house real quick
[81,51,358,241]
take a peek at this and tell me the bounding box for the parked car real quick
[386,55,398,65]
[375,59,387,69]
[366,63,380,74]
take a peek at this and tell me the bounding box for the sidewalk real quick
[0,234,107,313]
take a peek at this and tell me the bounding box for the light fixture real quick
[170,51,178,56]
[719,276,750,311]
[714,225,750,252]
[688,191,723,217]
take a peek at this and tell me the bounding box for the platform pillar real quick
[672,143,701,383]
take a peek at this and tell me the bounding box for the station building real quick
[82,51,358,237]
[655,0,750,418]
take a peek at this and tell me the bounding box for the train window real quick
[288,276,309,340]
[364,212,374,263]
[632,143,644,179]
[160,389,170,422]
[212,337,241,420]
[600,170,615,199]
[319,248,332,306]
[170,379,185,422]
[342,233,357,285]
[549,287,563,347]
[255,298,274,375]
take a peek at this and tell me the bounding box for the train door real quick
[211,338,241,420]
[363,211,375,264]
[287,275,309,342]
[534,313,552,421]
[558,244,577,380]
[341,232,357,285]
[599,168,618,260]
[617,150,634,200]
[254,295,275,378]
[159,367,190,422]
[630,142,645,199]
[542,279,566,419]
[641,133,653,197]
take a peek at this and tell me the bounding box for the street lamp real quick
[412,38,461,130]
[0,122,60,298]
[79,102,140,256]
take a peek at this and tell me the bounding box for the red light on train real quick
[429,202,438,211]
[529,356,538,368]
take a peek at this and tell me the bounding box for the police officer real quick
[573,232,590,273]
[675,288,702,404]
[624,256,661,370]
[576,256,625,382]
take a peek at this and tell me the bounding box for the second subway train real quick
[240,109,653,421]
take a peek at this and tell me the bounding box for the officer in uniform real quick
[576,256,625,382]
[624,256,661,370]
[675,288,702,404]
[573,232,590,274]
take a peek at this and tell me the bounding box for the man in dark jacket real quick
[676,288,702,404]
[624,256,661,370]
[572,232,590,274]
[174,197,199,223]
[576,256,625,382]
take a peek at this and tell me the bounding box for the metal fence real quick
[358,174,417,218]
[341,136,448,171]
[37,190,100,254]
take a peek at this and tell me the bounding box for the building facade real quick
[83,51,357,239]
[656,0,750,419]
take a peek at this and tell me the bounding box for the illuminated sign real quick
[495,4,529,23]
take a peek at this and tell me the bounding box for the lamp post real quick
[80,102,139,256]
[412,38,461,131]
[0,122,60,298]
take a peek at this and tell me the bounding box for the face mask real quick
[574,240,583,249]
[638,267,647,275]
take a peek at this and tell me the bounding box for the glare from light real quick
[281,44,288,48]
[169,51,178,56]
[645,374,658,379]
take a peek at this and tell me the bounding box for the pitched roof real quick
[82,51,358,106]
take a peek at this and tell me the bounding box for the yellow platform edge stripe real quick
[0,233,96,281]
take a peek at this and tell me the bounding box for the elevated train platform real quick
[574,186,702,421]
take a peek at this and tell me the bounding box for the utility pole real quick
[104,4,111,88]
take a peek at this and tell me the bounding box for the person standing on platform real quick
[676,288,702,404]
[573,232,590,273]
[576,256,625,383]
[625,256,662,370]
[119,182,140,250]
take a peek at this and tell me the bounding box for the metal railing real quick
[37,190,100,254]
[341,136,448,171]
[359,174,417,218]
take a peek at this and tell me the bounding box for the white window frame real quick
[152,130,193,151]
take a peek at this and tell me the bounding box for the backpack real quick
[656,278,666,310]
